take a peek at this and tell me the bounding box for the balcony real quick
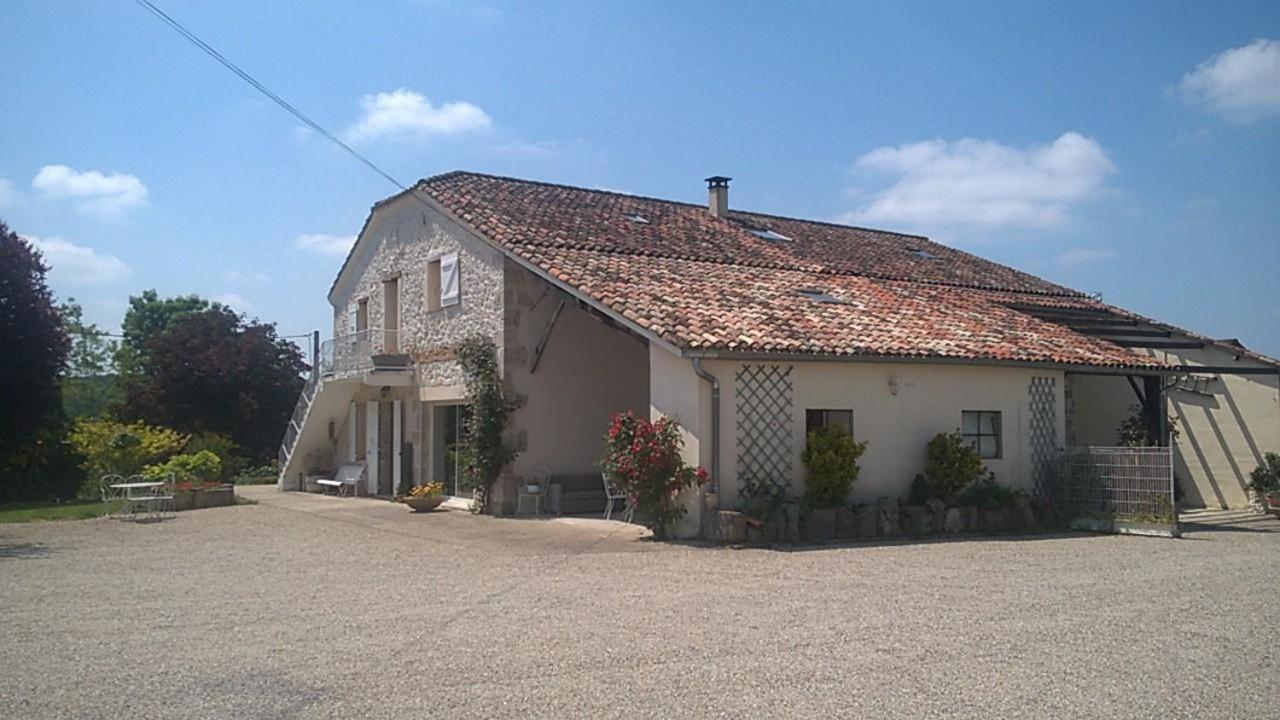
[319,329,411,381]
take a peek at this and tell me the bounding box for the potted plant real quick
[1249,452,1280,517]
[397,482,445,512]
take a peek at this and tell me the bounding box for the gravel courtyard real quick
[3,490,1277,720]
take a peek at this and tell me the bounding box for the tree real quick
[115,289,211,378]
[60,298,121,418]
[119,304,306,461]
[0,221,83,500]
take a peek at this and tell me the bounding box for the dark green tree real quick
[119,304,306,461]
[0,221,83,500]
[115,289,211,378]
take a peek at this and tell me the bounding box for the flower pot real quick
[402,496,445,513]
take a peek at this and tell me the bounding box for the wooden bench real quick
[315,464,366,497]
[550,473,608,516]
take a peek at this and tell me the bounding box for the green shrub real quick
[739,476,793,526]
[232,465,279,485]
[141,450,222,483]
[802,426,867,508]
[69,419,187,479]
[953,476,1023,509]
[922,431,989,503]
[1249,452,1280,495]
[907,474,930,505]
[184,431,245,481]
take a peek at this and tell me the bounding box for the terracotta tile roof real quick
[404,171,1170,370]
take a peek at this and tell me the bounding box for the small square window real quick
[961,411,1002,459]
[806,409,853,436]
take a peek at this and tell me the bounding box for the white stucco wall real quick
[504,262,650,479]
[1068,344,1280,509]
[649,345,711,538]
[692,359,1065,508]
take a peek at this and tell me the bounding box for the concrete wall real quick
[649,345,711,538]
[693,359,1065,509]
[503,262,650,482]
[1068,344,1280,509]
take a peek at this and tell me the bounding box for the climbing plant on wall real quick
[455,334,523,513]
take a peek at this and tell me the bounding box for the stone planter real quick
[195,485,235,509]
[402,496,445,513]
[804,508,838,542]
[174,485,235,511]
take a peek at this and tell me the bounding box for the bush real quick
[455,335,523,513]
[601,411,709,538]
[906,474,930,505]
[184,431,245,482]
[232,464,278,485]
[801,426,867,508]
[141,450,222,483]
[953,475,1023,509]
[922,431,990,503]
[69,419,187,480]
[1249,452,1280,495]
[739,476,793,526]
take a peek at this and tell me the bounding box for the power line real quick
[133,0,412,196]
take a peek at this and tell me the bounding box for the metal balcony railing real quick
[319,328,403,377]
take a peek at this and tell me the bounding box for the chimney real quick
[705,176,731,218]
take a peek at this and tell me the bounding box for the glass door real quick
[432,404,469,496]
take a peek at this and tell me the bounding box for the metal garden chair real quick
[601,471,633,523]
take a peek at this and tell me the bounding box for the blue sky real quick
[3,1,1278,356]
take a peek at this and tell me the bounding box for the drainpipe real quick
[690,358,720,498]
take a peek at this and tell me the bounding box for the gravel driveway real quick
[2,490,1277,719]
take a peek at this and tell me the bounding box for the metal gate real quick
[1050,446,1178,537]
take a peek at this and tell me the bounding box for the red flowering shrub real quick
[600,411,709,538]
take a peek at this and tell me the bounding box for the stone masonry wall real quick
[330,195,505,383]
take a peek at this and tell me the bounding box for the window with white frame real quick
[439,253,460,307]
[962,410,1002,459]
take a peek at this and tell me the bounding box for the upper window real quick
[439,253,460,307]
[806,409,853,436]
[962,410,1002,459]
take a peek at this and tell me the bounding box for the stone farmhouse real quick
[277,171,1279,537]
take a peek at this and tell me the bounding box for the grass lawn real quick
[0,500,110,523]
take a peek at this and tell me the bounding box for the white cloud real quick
[1179,39,1280,121]
[22,234,131,285]
[32,164,149,216]
[213,293,253,312]
[343,88,491,143]
[0,177,14,206]
[294,233,356,256]
[841,132,1115,231]
[1054,247,1117,270]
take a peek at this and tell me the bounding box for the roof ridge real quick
[418,170,932,240]
[517,242,1085,298]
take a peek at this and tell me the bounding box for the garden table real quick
[110,481,165,520]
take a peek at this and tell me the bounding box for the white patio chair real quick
[601,471,633,523]
[98,474,124,518]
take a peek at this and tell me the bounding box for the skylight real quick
[623,212,650,224]
[750,228,792,243]
[797,288,846,304]
[907,247,939,260]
